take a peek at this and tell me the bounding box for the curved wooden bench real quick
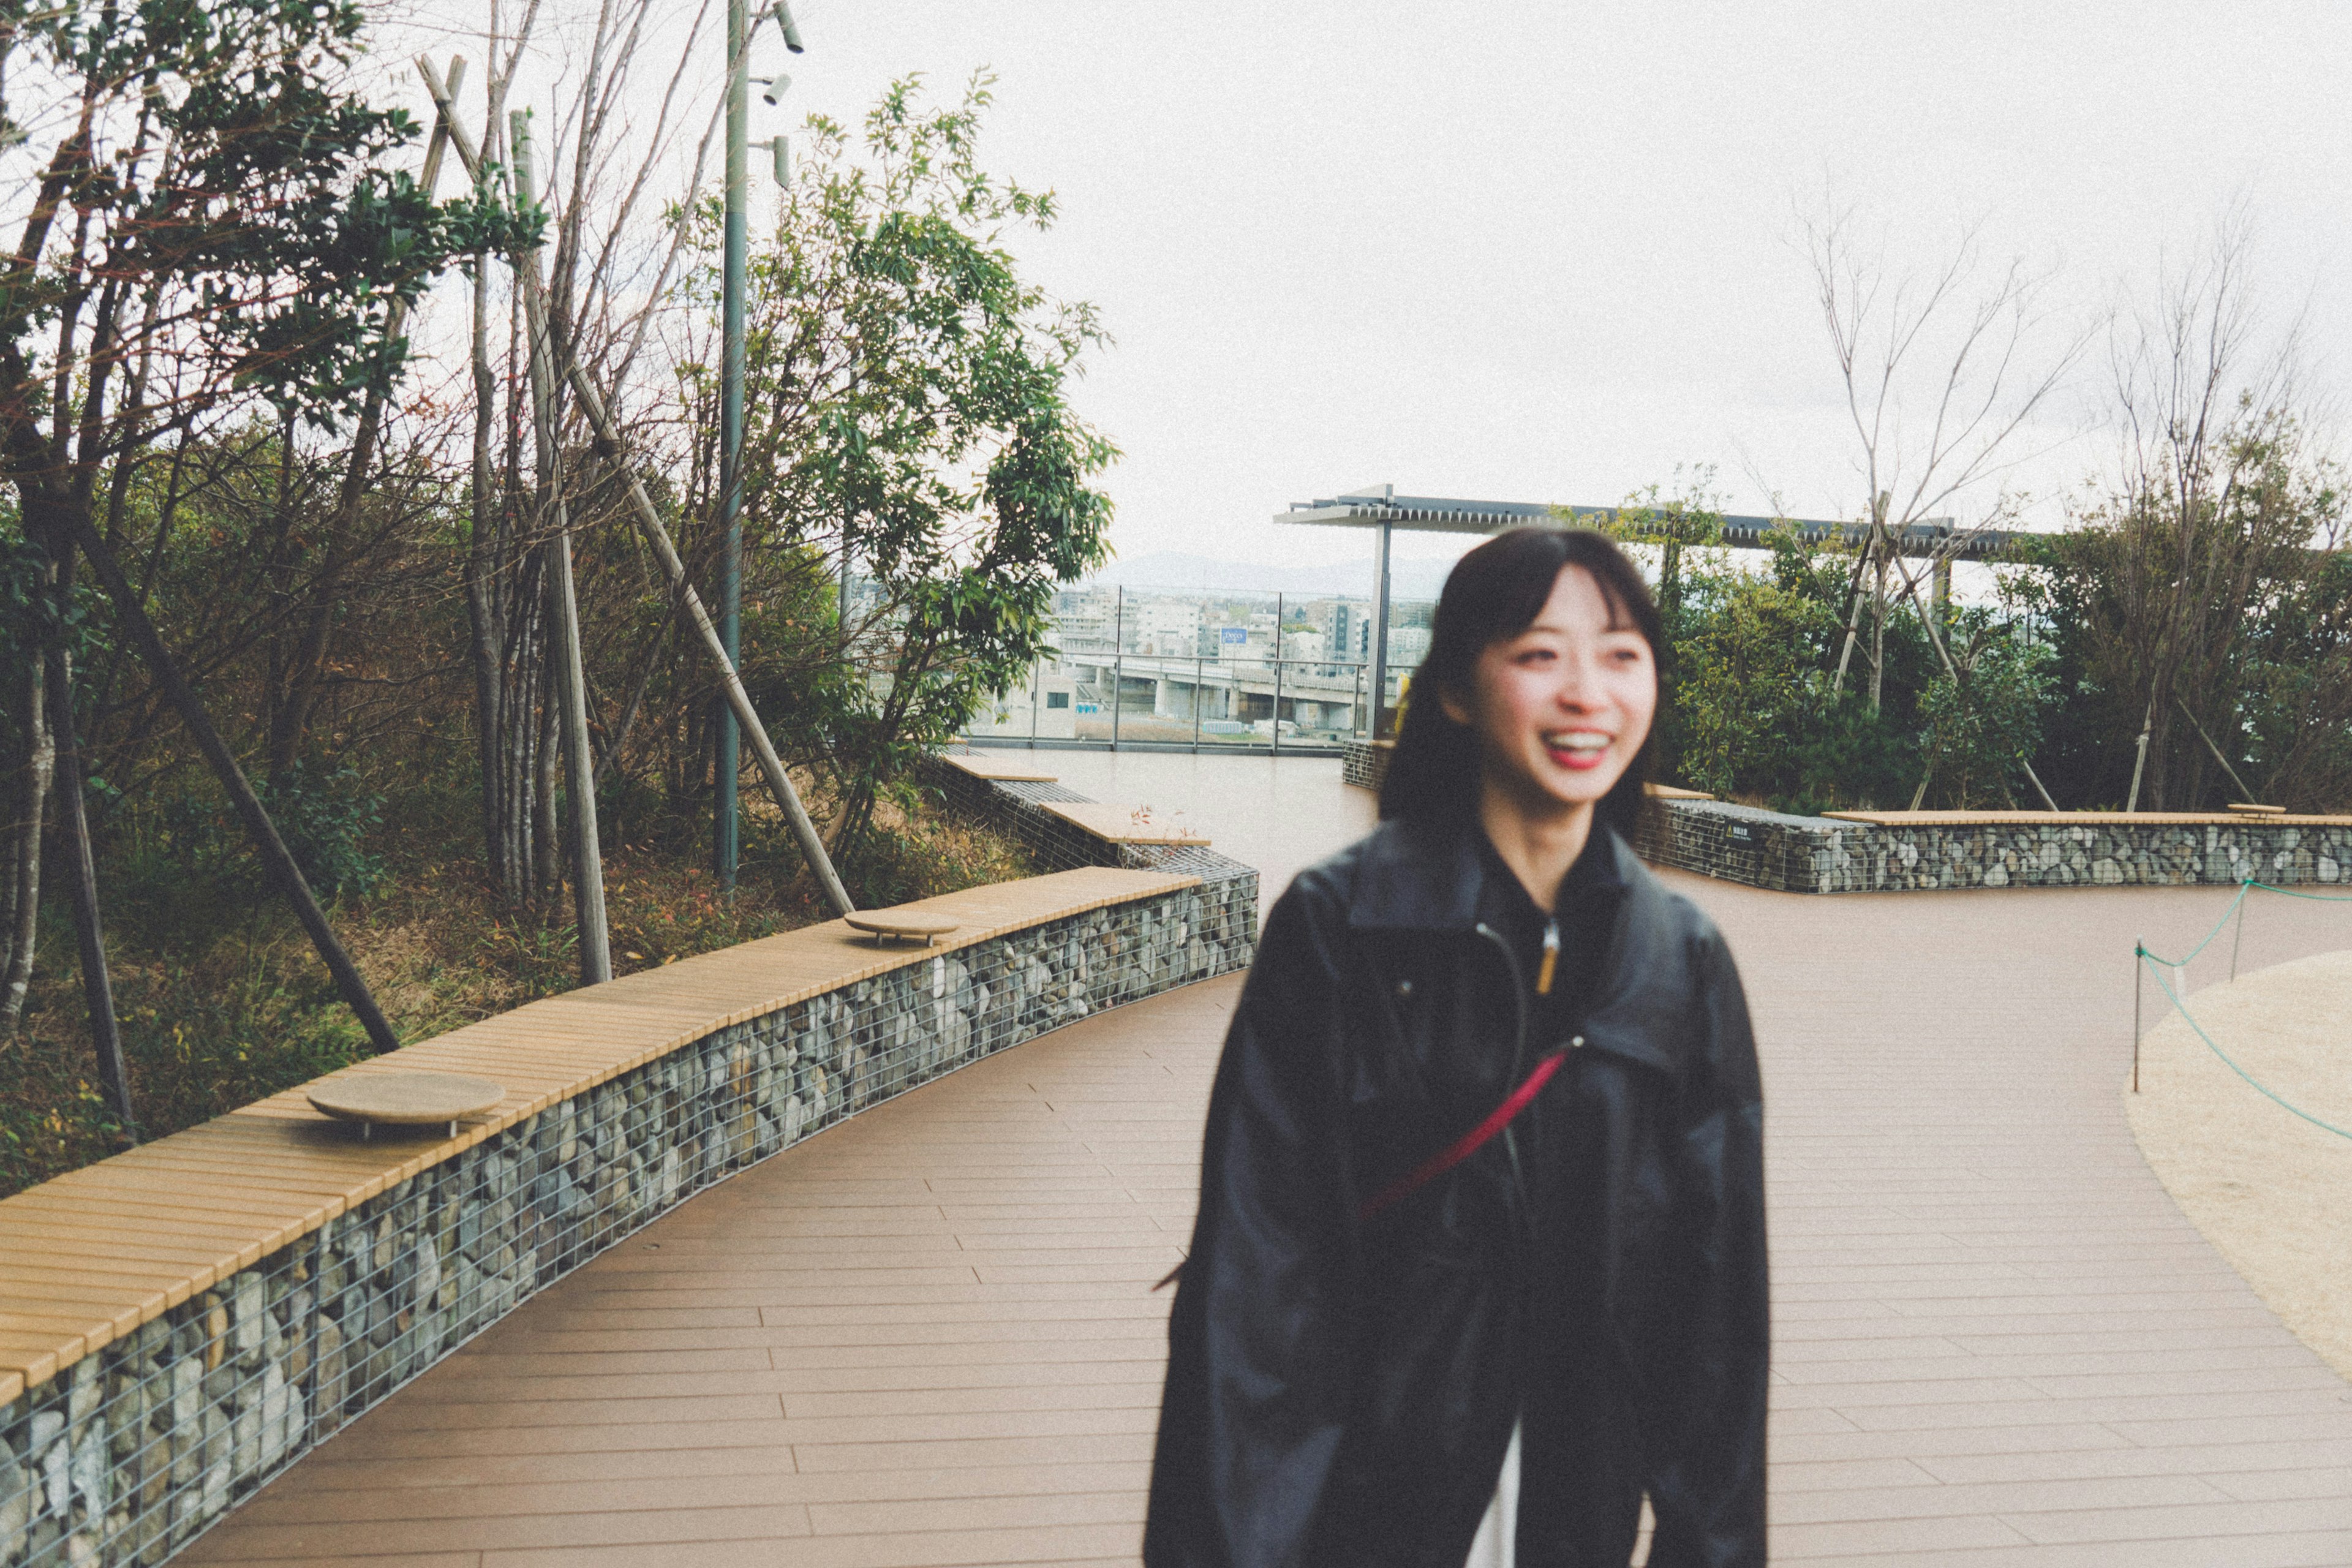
[0,866,1207,1404]
[937,752,1058,783]
[1039,800,1212,847]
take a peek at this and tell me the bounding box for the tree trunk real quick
[465,255,507,888]
[2144,680,2177,812]
[0,647,51,1032]
[551,529,610,982]
[412,66,855,917]
[263,68,462,778]
[503,581,543,907]
[1868,545,1889,712]
[512,109,609,984]
[533,598,562,901]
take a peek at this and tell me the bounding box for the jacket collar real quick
[1348,816,1684,1079]
[1347,815,1632,932]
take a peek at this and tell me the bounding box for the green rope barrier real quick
[2141,880,2250,971]
[2139,878,2352,974]
[2241,880,2352,903]
[2136,952,2352,1142]
[2132,876,2352,1142]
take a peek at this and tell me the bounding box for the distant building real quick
[1127,597,1203,658]
[969,662,1079,739]
[1298,597,1372,665]
[1385,625,1432,670]
[1278,625,1329,664]
[1051,586,1119,652]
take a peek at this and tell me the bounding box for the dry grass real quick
[0,782,1036,1197]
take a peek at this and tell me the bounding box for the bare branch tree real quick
[2080,206,2331,810]
[1798,190,2091,710]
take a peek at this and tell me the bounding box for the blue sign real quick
[1221,627,1249,645]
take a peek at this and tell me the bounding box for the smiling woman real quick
[1145,528,1767,1568]
[1423,531,1662,911]
[1382,529,1664,866]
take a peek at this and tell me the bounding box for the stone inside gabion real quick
[1635,800,2352,895]
[0,867,1258,1568]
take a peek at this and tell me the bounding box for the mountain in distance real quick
[1085,550,1460,602]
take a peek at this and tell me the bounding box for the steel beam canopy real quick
[1275,488,2031,560]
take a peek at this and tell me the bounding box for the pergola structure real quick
[1273,484,2038,736]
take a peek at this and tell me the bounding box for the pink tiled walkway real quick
[186,758,2352,1565]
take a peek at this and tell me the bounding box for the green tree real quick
[2021,417,2352,812]
[1586,477,1725,782]
[1640,519,1934,813]
[1672,571,1840,801]
[0,0,513,1058]
[2235,545,2352,809]
[2020,221,2351,812]
[1912,611,2052,808]
[698,75,1115,871]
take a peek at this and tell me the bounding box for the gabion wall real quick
[1340,739,1391,793]
[0,879,1257,1568]
[1634,797,2352,894]
[918,753,1264,884]
[1340,736,2352,894]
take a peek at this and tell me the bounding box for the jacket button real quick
[1396,979,1414,998]
[1569,1035,1586,1049]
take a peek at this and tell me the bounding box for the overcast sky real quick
[416,2,2352,579]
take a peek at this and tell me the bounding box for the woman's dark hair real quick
[1378,527,1664,840]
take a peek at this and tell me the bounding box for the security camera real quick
[753,74,790,107]
[772,0,805,53]
[767,135,791,188]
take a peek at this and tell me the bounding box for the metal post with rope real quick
[2132,937,2143,1094]
[2130,878,2352,1139]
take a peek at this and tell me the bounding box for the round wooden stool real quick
[843,911,961,948]
[307,1071,505,1140]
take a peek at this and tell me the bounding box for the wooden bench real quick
[1039,801,1212,847]
[0,866,1202,1404]
[937,752,1060,783]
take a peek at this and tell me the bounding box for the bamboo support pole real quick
[417,56,855,918]
[1890,548,2063,813]
[47,644,134,1134]
[2176,694,2260,805]
[510,111,612,985]
[70,516,401,1054]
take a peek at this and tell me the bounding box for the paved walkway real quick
[186,759,2352,1565]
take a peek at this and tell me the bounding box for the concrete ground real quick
[183,756,2352,1566]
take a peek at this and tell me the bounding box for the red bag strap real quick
[1356,1049,1567,1222]
[1150,1047,1570,1292]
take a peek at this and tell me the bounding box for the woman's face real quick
[1441,563,1658,819]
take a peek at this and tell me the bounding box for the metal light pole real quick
[717,0,804,888]
[1272,592,1284,755]
[1369,510,1394,737]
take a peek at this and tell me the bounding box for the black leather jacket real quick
[1145,820,1768,1567]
